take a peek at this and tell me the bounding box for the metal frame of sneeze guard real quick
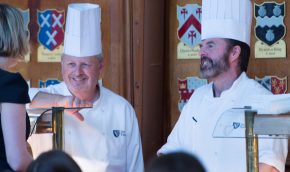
[27,107,64,150]
[28,106,92,151]
[246,110,290,172]
[52,107,64,150]
[213,107,290,172]
[245,110,259,172]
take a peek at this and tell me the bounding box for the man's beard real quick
[200,51,230,79]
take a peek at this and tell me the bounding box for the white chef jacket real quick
[158,72,288,172]
[29,82,144,172]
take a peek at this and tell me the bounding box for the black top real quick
[0,69,31,171]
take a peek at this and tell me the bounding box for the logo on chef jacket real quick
[37,9,65,51]
[113,130,126,138]
[233,122,245,129]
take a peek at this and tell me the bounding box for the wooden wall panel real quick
[132,0,165,165]
[132,0,144,138]
[142,0,165,165]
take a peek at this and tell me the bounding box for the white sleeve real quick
[28,87,40,100]
[27,87,52,109]
[28,86,56,100]
[28,82,68,100]
[27,83,64,110]
[258,137,288,172]
[126,104,144,172]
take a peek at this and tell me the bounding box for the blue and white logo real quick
[113,130,126,138]
[113,130,120,137]
[233,122,245,129]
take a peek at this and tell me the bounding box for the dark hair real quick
[225,39,250,72]
[27,150,82,172]
[147,152,206,172]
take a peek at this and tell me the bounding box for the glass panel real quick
[213,108,289,139]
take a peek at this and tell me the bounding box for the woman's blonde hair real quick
[0,4,29,58]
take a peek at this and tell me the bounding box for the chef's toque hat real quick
[201,0,252,45]
[64,3,102,57]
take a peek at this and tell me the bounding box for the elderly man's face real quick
[61,55,103,100]
[199,38,230,79]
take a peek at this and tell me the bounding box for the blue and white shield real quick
[177,4,202,48]
[254,2,285,46]
[255,76,271,91]
[37,9,65,51]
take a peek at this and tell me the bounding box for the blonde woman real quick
[0,4,33,171]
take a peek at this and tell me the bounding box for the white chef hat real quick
[64,3,102,57]
[201,0,252,45]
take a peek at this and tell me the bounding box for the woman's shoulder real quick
[0,69,30,103]
[0,69,26,87]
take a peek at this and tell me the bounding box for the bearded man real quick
[157,0,287,171]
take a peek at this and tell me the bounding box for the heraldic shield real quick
[255,2,285,46]
[178,76,207,112]
[255,76,287,94]
[177,4,202,48]
[37,10,65,51]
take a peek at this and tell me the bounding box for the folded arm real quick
[30,92,92,121]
